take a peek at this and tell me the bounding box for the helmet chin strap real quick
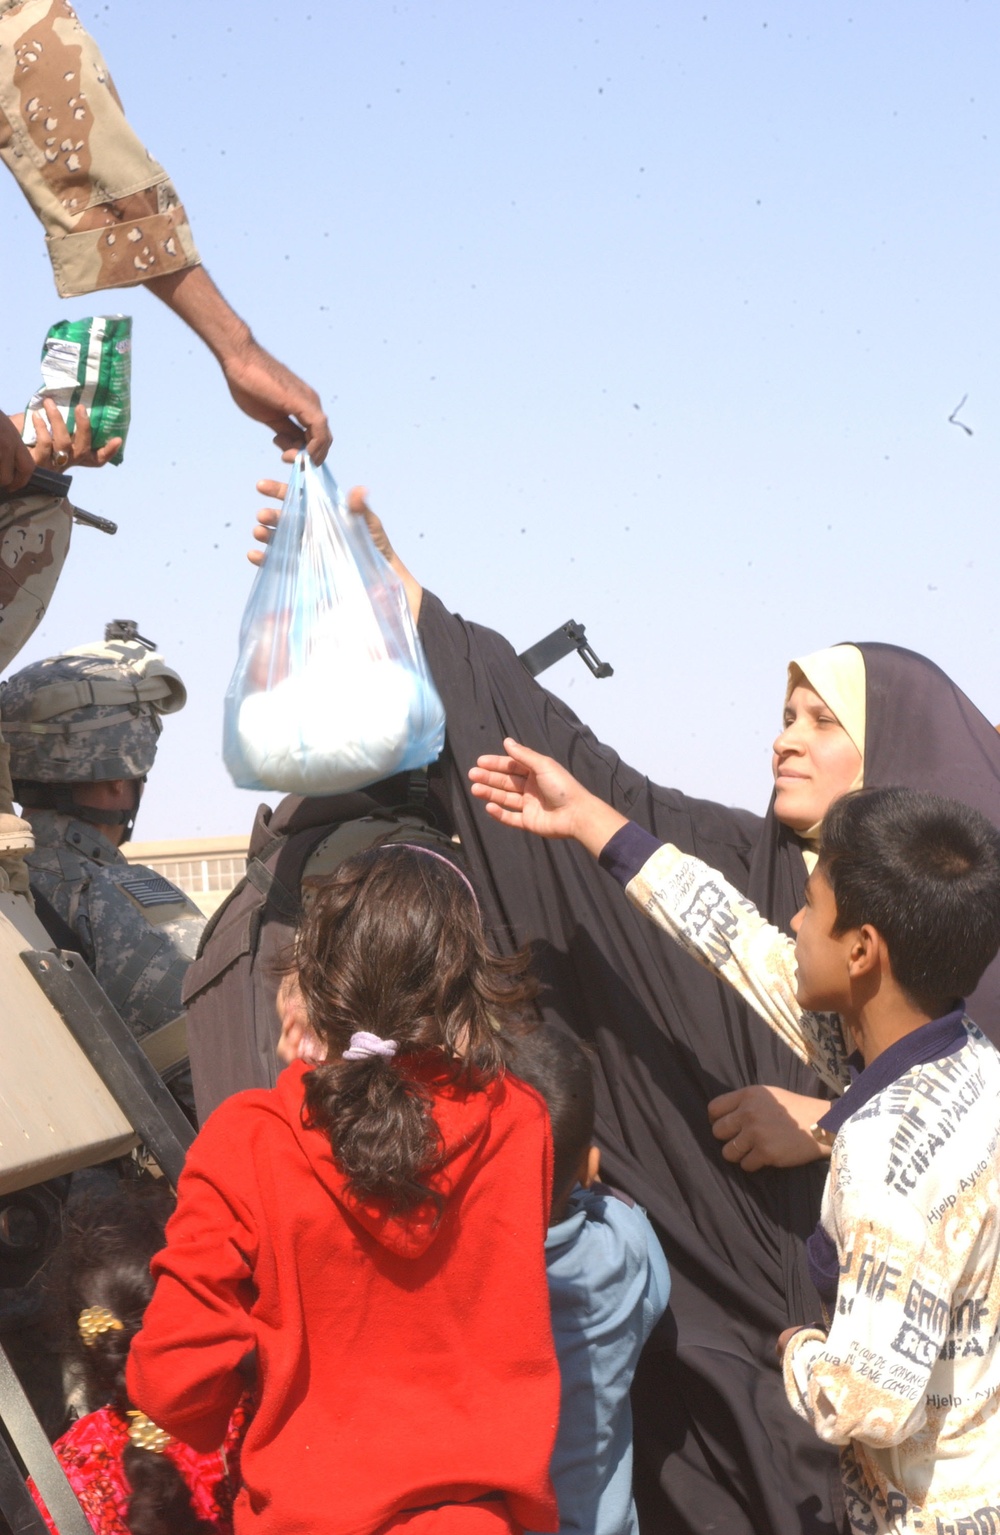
[118,778,145,844]
[14,779,145,841]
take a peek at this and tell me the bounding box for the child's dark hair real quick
[503,1024,596,1202]
[820,787,1000,1013]
[296,845,539,1213]
[47,1183,214,1535]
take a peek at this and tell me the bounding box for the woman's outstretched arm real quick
[470,740,851,1119]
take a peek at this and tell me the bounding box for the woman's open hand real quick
[249,482,394,567]
[469,739,627,854]
[707,1085,831,1171]
[249,478,285,567]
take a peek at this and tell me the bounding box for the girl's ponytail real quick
[296,845,538,1212]
[307,1046,442,1212]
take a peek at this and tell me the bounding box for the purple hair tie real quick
[343,1030,399,1061]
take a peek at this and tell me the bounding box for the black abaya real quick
[856,642,1000,1041]
[418,593,842,1535]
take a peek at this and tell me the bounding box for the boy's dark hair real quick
[296,845,539,1214]
[503,1023,596,1200]
[820,787,1000,1013]
[46,1182,215,1535]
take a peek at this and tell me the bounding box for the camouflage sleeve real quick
[0,0,200,297]
[83,865,204,1039]
[0,490,71,890]
[622,840,852,1093]
[0,490,72,672]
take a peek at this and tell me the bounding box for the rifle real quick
[0,467,117,535]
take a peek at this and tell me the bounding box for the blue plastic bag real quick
[223,455,445,794]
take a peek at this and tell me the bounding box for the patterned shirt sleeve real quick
[0,0,200,296]
[600,824,851,1093]
[782,1085,983,1449]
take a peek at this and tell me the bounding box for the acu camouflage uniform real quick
[25,810,202,1109]
[2,634,205,1114]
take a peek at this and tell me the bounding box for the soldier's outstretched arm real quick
[249,481,422,621]
[0,1,329,463]
[145,268,331,465]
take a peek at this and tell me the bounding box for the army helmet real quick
[1,621,186,783]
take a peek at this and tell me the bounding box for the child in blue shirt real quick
[507,1025,671,1535]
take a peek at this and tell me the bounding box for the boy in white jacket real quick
[470,744,1000,1535]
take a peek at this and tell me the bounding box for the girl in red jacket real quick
[128,844,560,1535]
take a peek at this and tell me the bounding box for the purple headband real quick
[296,843,479,1068]
[382,842,479,909]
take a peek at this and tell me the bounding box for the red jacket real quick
[127,1060,559,1535]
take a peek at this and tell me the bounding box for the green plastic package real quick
[22,316,132,465]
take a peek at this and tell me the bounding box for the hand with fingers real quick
[145,266,332,465]
[707,1084,832,1172]
[469,738,628,854]
[17,399,123,472]
[249,481,394,567]
[221,341,331,466]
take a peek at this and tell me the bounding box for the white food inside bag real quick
[236,651,419,794]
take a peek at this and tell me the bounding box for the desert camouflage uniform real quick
[0,0,199,297]
[0,0,200,880]
[0,484,72,891]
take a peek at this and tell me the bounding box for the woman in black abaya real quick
[416,630,1000,1535]
[252,488,1000,1535]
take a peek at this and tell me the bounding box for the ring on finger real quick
[52,449,70,470]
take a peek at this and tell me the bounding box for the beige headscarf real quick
[785,643,867,864]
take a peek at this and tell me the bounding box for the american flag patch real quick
[115,871,187,908]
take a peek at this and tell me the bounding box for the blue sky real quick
[3,0,998,839]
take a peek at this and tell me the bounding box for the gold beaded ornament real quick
[77,1307,124,1347]
[126,1411,173,1454]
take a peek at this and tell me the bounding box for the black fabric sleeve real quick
[414,586,840,1535]
[418,590,762,884]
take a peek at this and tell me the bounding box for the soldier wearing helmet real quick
[1,621,204,1116]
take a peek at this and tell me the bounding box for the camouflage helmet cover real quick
[1,636,186,783]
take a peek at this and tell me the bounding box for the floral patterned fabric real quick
[29,1400,247,1535]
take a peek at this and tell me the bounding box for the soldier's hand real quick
[145,267,332,464]
[221,341,331,465]
[23,400,122,471]
[0,409,35,494]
